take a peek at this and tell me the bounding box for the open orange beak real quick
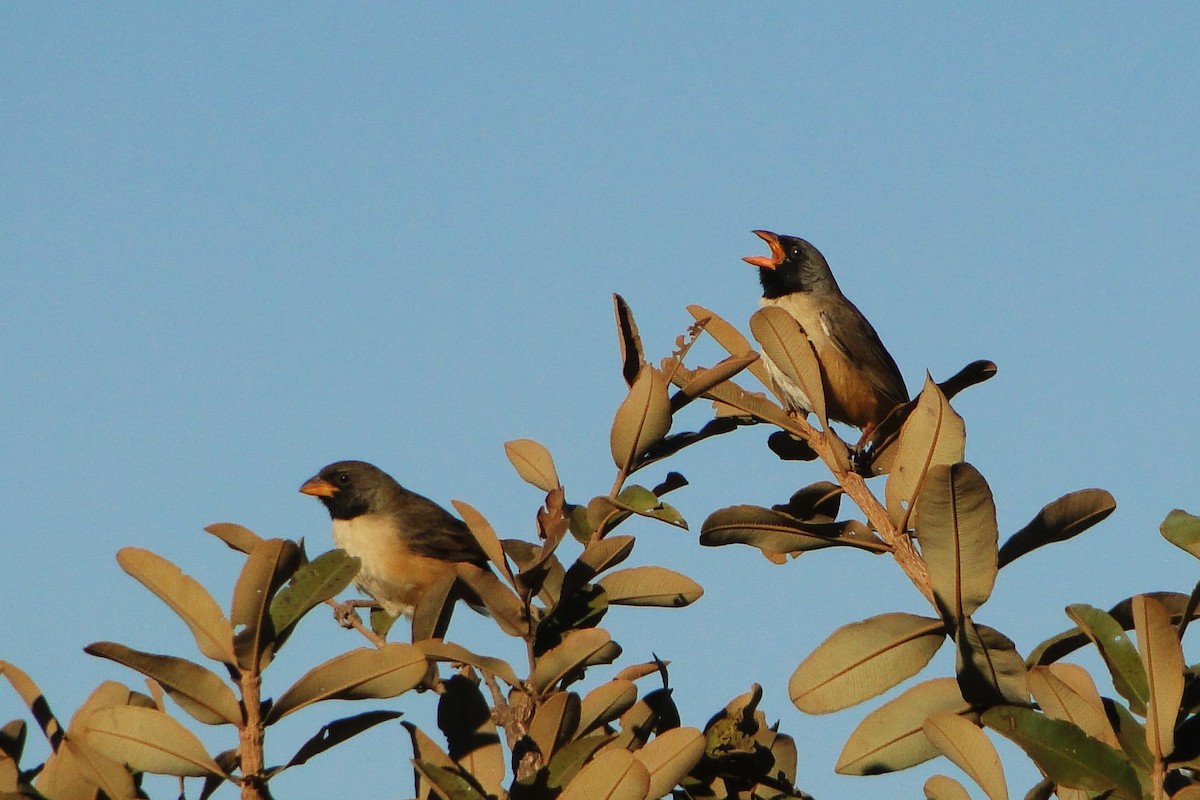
[299,476,338,497]
[742,230,784,270]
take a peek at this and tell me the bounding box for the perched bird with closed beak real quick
[744,230,908,438]
[299,460,487,619]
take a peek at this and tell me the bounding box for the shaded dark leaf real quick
[280,710,402,771]
[614,293,645,387]
[998,489,1117,568]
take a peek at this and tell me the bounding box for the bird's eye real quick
[336,473,351,484]
[791,247,804,258]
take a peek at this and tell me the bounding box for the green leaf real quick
[269,548,361,645]
[837,678,974,775]
[885,376,965,530]
[533,629,617,693]
[790,613,946,714]
[1066,604,1149,716]
[82,706,223,778]
[504,438,561,492]
[998,489,1116,568]
[1132,594,1184,760]
[267,643,428,722]
[597,566,703,607]
[1160,508,1200,560]
[610,366,672,471]
[546,732,616,791]
[115,548,236,666]
[920,463,999,623]
[83,642,241,726]
[412,761,490,800]
[280,710,402,770]
[231,538,301,672]
[749,305,827,426]
[923,712,1008,800]
[613,485,687,528]
[634,726,705,800]
[202,522,264,555]
[558,748,650,800]
[982,705,1140,800]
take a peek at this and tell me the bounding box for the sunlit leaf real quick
[1132,594,1184,760]
[920,463,998,623]
[455,563,529,636]
[84,642,240,726]
[837,678,974,775]
[577,680,638,736]
[670,353,759,412]
[83,706,222,777]
[749,305,827,426]
[0,660,63,747]
[534,628,617,693]
[923,712,1008,800]
[790,613,946,714]
[924,774,972,800]
[686,304,770,385]
[634,726,705,800]
[982,706,1140,800]
[452,501,514,586]
[504,438,561,492]
[416,640,520,688]
[998,489,1116,568]
[115,548,236,666]
[267,643,428,722]
[597,566,703,608]
[1027,665,1117,748]
[885,376,965,530]
[203,522,265,555]
[559,747,649,800]
[610,366,672,471]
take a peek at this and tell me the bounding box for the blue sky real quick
[4,5,1199,799]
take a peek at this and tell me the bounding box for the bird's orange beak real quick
[743,230,784,270]
[299,476,338,497]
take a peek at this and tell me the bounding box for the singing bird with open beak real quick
[299,460,488,618]
[744,230,908,437]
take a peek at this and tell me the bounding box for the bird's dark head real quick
[744,230,838,298]
[299,460,400,520]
